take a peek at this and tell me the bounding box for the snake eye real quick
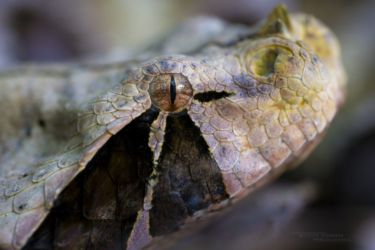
[149,74,193,112]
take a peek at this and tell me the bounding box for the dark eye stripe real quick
[170,75,176,104]
[193,91,232,102]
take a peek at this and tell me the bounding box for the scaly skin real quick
[0,5,345,250]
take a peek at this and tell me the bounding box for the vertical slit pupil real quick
[170,75,177,104]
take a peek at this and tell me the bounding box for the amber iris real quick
[149,74,193,112]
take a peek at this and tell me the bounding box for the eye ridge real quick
[194,91,232,102]
[170,75,177,104]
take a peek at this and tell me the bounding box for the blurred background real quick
[0,0,374,249]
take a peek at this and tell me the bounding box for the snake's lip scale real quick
[0,5,345,250]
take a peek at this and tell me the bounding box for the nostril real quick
[245,44,299,79]
[248,48,278,77]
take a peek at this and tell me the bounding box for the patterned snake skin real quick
[0,5,345,249]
